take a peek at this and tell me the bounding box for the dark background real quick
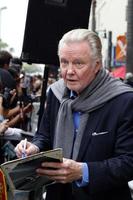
[21,0,92,66]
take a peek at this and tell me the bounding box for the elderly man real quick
[15,29,133,200]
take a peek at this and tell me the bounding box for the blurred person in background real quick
[0,50,16,90]
[0,52,33,163]
[0,50,12,70]
[0,52,33,130]
[9,57,23,75]
[32,74,43,97]
[124,72,133,87]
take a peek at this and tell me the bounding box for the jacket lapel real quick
[77,111,100,161]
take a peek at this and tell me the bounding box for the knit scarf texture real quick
[51,68,133,159]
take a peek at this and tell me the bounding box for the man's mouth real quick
[67,79,77,82]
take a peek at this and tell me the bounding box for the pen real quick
[22,138,27,158]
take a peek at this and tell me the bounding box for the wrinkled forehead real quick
[58,40,91,55]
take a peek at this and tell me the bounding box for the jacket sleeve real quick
[32,88,60,151]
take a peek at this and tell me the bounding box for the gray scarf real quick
[51,68,133,159]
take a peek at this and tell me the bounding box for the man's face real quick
[59,41,101,94]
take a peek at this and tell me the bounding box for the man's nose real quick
[66,63,75,74]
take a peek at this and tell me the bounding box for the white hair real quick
[58,28,102,62]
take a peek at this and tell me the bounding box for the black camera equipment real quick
[2,87,12,109]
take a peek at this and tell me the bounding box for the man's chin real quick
[67,85,79,93]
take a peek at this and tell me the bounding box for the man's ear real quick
[94,60,101,74]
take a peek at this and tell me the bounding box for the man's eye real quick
[75,62,81,65]
[74,62,84,68]
[62,61,68,64]
[61,60,68,67]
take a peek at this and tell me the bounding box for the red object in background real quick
[110,65,126,79]
[0,169,7,200]
[116,35,127,62]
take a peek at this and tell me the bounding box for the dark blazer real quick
[33,89,133,200]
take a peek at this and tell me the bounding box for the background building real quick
[89,0,128,77]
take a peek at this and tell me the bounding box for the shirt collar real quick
[70,90,78,99]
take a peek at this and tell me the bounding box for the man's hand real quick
[0,119,9,134]
[15,140,39,158]
[0,96,4,116]
[36,158,83,184]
